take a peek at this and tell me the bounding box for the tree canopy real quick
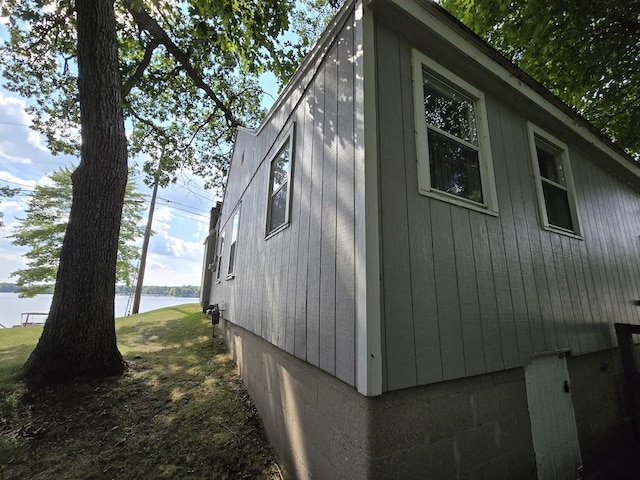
[0,0,338,384]
[442,0,640,156]
[10,165,145,297]
[1,0,336,191]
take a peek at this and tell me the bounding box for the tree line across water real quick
[0,283,199,298]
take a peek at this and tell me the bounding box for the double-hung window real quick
[227,208,240,278]
[528,123,581,236]
[266,128,294,236]
[215,233,224,282]
[412,50,498,214]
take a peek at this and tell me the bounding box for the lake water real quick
[0,292,200,328]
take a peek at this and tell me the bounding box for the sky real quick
[0,13,283,288]
[0,80,279,287]
[0,87,219,287]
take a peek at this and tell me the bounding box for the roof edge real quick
[373,0,640,178]
[254,0,358,135]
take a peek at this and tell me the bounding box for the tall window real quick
[412,50,498,214]
[528,123,581,235]
[215,233,224,281]
[227,209,240,278]
[267,131,294,236]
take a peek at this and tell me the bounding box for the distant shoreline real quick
[0,293,200,328]
[0,283,200,298]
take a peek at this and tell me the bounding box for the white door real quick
[525,353,582,480]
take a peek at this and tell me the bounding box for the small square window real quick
[528,123,582,236]
[266,127,295,237]
[412,50,498,214]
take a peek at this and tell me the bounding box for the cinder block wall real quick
[220,318,634,479]
[368,369,536,479]
[221,318,372,479]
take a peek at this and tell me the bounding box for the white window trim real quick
[265,123,296,239]
[215,232,224,284]
[411,49,498,216]
[226,207,241,280]
[527,122,583,239]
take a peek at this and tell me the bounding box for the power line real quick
[0,179,36,189]
[162,211,208,223]
[173,177,218,202]
[0,120,31,127]
[156,202,209,219]
[156,196,210,214]
[1,182,208,220]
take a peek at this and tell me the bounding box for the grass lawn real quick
[0,304,280,479]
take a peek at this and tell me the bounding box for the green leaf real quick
[10,165,145,296]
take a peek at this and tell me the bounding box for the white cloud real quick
[153,205,174,224]
[142,254,203,286]
[37,172,57,187]
[0,92,75,175]
[0,170,36,189]
[148,229,203,262]
[0,86,209,287]
[167,237,202,261]
[27,129,51,153]
[148,259,170,271]
[0,95,32,123]
[193,219,210,239]
[0,151,32,164]
[0,199,25,217]
[0,251,28,282]
[0,96,51,153]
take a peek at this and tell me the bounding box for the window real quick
[528,123,581,235]
[266,128,294,236]
[215,233,224,282]
[412,50,498,214]
[227,209,240,278]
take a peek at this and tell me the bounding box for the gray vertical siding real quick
[210,9,359,387]
[212,7,640,395]
[335,22,356,386]
[377,23,418,390]
[375,19,640,390]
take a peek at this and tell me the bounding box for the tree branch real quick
[123,0,243,128]
[122,38,160,98]
[589,96,640,121]
[182,111,218,151]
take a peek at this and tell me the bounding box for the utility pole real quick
[131,174,159,314]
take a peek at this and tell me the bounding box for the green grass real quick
[0,304,280,480]
[0,327,42,385]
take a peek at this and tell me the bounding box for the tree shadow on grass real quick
[0,344,33,384]
[0,308,278,480]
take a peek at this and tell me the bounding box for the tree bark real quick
[22,0,128,385]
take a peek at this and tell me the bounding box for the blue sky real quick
[0,47,279,289]
[0,9,287,288]
[0,87,220,286]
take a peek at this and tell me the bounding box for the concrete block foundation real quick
[220,318,635,479]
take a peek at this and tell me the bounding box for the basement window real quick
[412,49,498,215]
[527,123,582,236]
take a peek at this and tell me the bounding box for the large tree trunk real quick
[22,0,128,385]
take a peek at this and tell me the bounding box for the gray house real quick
[202,0,640,478]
